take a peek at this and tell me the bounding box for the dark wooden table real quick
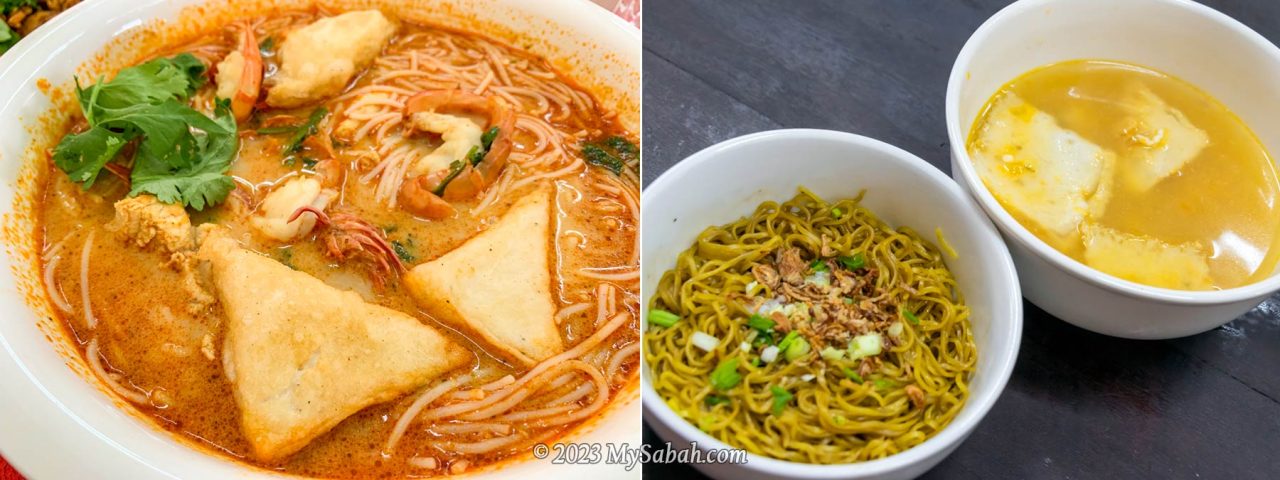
[641,0,1280,478]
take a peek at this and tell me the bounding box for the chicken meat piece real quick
[266,10,397,108]
[106,195,194,254]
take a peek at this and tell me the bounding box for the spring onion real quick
[704,394,730,406]
[648,309,679,327]
[784,337,811,361]
[841,367,864,383]
[770,386,793,415]
[691,331,720,352]
[839,253,866,270]
[820,346,846,361]
[874,378,898,390]
[809,259,828,272]
[739,341,750,352]
[831,207,844,218]
[848,333,883,360]
[887,321,905,338]
[746,314,775,332]
[760,345,780,363]
[777,331,801,351]
[710,359,742,390]
[903,310,920,325]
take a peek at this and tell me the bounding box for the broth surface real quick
[968,60,1280,289]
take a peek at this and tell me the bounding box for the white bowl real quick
[0,0,639,478]
[946,0,1280,339]
[640,130,1022,480]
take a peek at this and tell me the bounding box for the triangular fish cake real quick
[198,232,471,461]
[405,186,563,367]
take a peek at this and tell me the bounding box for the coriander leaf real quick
[0,0,37,14]
[432,160,466,196]
[52,126,131,188]
[78,54,206,115]
[258,36,275,57]
[581,143,623,175]
[0,22,18,54]
[285,107,328,154]
[128,100,238,210]
[602,135,638,160]
[97,99,231,165]
[391,240,415,263]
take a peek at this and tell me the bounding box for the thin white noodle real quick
[87,338,148,404]
[407,456,438,470]
[430,422,512,436]
[606,342,641,384]
[383,374,472,454]
[43,254,72,313]
[79,230,96,329]
[555,303,590,323]
[420,312,631,421]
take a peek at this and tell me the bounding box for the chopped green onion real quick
[809,259,828,272]
[903,310,920,325]
[752,331,774,347]
[839,253,866,271]
[819,346,846,361]
[691,331,720,352]
[848,333,883,360]
[746,314,775,332]
[648,309,679,328]
[769,386,793,415]
[784,337,811,361]
[887,321,905,337]
[710,359,742,391]
[832,414,847,425]
[831,207,844,218]
[777,331,801,351]
[704,394,730,407]
[874,378,898,390]
[841,367,864,383]
[481,126,500,149]
[843,297,854,305]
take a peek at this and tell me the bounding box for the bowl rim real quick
[0,0,639,478]
[945,0,1280,305]
[640,129,1023,477]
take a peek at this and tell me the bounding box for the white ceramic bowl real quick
[946,0,1280,339]
[641,130,1022,480]
[0,0,638,478]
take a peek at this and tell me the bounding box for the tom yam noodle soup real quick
[36,6,639,478]
[967,60,1280,291]
[644,188,977,464]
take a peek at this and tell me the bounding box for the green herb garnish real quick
[841,367,864,384]
[874,378,898,390]
[746,314,775,332]
[704,394,730,407]
[258,35,275,56]
[0,22,18,54]
[466,126,501,166]
[710,358,742,391]
[839,253,866,271]
[581,135,637,175]
[432,160,466,196]
[903,310,920,325]
[53,53,237,210]
[391,239,416,263]
[648,309,680,328]
[776,331,801,351]
[809,259,828,273]
[770,386,793,415]
[831,207,844,218]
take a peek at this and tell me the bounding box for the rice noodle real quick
[79,230,96,329]
[555,303,590,323]
[429,422,512,436]
[383,374,472,454]
[43,254,72,313]
[86,338,148,404]
[606,342,641,384]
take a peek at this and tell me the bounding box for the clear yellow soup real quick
[967,60,1280,290]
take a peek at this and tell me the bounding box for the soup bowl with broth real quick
[946,0,1280,339]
